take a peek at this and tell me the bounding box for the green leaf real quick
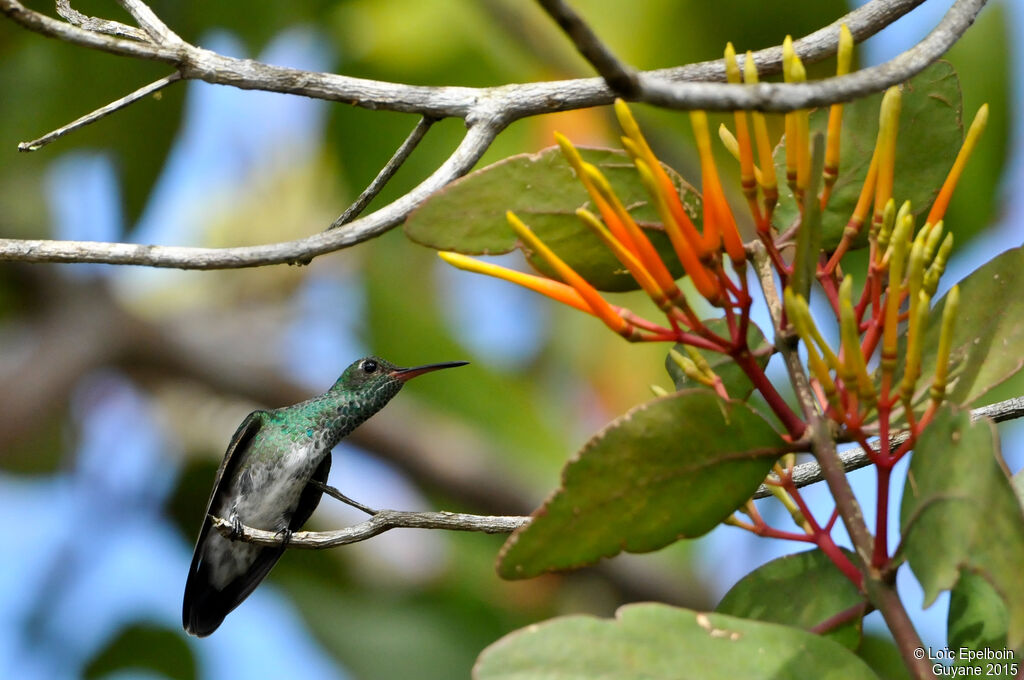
[948,571,1022,670]
[497,390,785,579]
[474,603,878,680]
[915,245,1024,406]
[84,624,196,680]
[856,635,914,680]
[790,134,826,299]
[947,462,1024,669]
[716,549,865,649]
[405,146,701,291]
[773,62,962,250]
[899,405,1024,649]
[665,318,771,400]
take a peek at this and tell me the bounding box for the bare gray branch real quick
[55,0,148,41]
[329,116,436,229]
[19,72,181,152]
[210,511,530,549]
[0,0,987,271]
[536,0,638,96]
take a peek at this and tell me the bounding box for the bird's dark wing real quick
[291,452,331,531]
[182,410,269,637]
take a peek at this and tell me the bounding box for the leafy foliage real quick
[900,406,1024,650]
[474,603,879,680]
[772,62,963,249]
[497,390,785,578]
[405,146,700,290]
[914,245,1024,406]
[716,549,865,649]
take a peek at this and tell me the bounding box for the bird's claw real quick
[229,515,244,540]
[276,527,293,548]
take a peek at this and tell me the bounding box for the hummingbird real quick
[183,356,467,637]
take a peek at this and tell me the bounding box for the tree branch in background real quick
[535,0,639,96]
[329,116,436,229]
[55,0,147,41]
[0,0,984,270]
[18,73,181,152]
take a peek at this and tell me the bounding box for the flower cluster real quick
[441,26,985,448]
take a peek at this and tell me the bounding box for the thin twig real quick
[308,479,377,516]
[329,116,435,229]
[56,0,148,41]
[115,0,182,45]
[19,72,181,152]
[210,511,530,549]
[535,0,639,96]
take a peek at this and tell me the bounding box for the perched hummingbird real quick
[183,356,467,637]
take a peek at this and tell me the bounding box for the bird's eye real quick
[362,359,378,374]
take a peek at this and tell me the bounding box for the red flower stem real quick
[758,232,789,281]
[816,268,843,321]
[732,348,807,438]
[616,308,672,334]
[860,319,882,363]
[818,533,864,587]
[671,331,730,352]
[825,507,840,532]
[873,463,892,568]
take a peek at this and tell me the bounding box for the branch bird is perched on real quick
[183,356,468,637]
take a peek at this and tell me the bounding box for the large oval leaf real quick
[914,245,1024,406]
[773,61,962,250]
[716,549,865,650]
[474,603,878,680]
[497,390,786,579]
[900,405,1024,650]
[405,146,701,291]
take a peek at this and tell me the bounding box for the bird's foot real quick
[229,514,244,540]
[276,527,293,549]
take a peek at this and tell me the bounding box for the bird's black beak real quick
[389,360,469,382]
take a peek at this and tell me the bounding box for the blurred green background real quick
[0,1,1017,678]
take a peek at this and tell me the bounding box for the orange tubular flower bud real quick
[719,124,765,187]
[873,87,902,231]
[782,36,798,192]
[581,165,681,296]
[690,111,745,265]
[789,57,811,196]
[925,104,989,227]
[615,100,707,257]
[635,159,723,304]
[824,24,854,200]
[555,133,639,255]
[724,44,757,204]
[744,51,777,208]
[505,212,638,339]
[575,208,670,308]
[438,251,592,314]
